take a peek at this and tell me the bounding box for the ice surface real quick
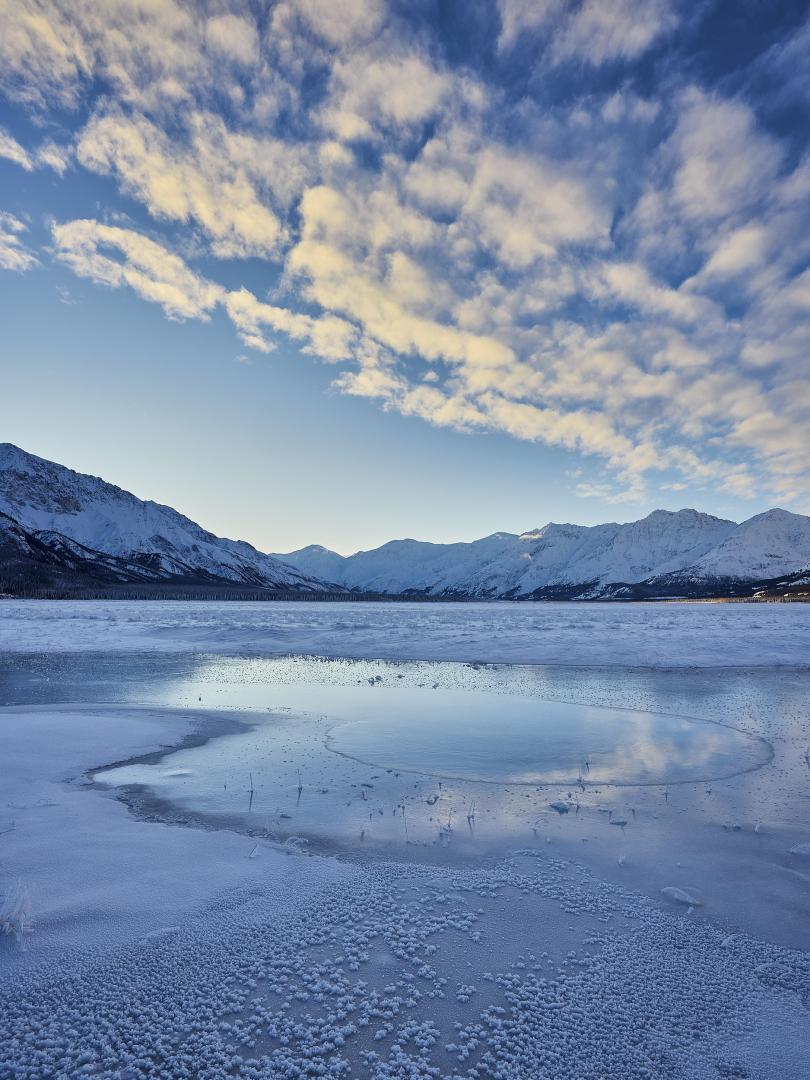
[2,598,810,666]
[1,604,809,1078]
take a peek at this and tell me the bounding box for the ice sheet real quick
[1,598,809,666]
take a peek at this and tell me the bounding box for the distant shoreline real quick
[1,587,808,603]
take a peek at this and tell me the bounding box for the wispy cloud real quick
[1,0,809,507]
[0,212,38,272]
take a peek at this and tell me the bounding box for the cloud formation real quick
[0,212,37,272]
[1,1,809,508]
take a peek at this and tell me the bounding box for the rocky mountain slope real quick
[0,444,328,594]
[276,508,810,599]
[2,443,809,599]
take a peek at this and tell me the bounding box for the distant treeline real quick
[2,576,807,603]
[0,582,465,602]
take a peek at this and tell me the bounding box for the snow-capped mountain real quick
[684,508,810,581]
[275,509,763,598]
[276,507,810,599]
[2,443,809,599]
[0,443,328,592]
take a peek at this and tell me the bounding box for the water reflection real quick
[3,651,806,945]
[90,656,772,856]
[325,694,768,785]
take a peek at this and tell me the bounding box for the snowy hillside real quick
[0,444,328,592]
[276,507,810,599]
[3,443,809,599]
[684,509,810,581]
[275,507,806,598]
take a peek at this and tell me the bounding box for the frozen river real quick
[1,601,809,1078]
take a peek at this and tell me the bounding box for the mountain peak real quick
[0,444,327,592]
[3,443,809,599]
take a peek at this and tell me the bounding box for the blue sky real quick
[1,1,809,554]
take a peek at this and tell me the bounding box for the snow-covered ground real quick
[1,598,809,666]
[1,602,809,1078]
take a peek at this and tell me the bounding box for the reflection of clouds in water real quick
[595,715,763,785]
[328,706,767,786]
[96,654,773,860]
[31,650,807,943]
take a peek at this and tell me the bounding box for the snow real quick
[2,598,809,667]
[687,508,810,581]
[4,444,810,598]
[0,704,351,969]
[276,507,810,596]
[2,605,809,1077]
[0,443,324,590]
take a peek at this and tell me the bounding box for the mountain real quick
[0,443,329,594]
[274,509,746,598]
[642,508,810,595]
[275,507,810,600]
[2,443,809,600]
[0,508,208,594]
[684,508,810,581]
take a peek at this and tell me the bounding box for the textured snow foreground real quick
[1,603,809,1079]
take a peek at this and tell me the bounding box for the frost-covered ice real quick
[2,598,810,666]
[1,603,809,1078]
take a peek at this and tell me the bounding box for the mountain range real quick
[1,443,809,600]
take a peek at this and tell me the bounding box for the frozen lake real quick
[1,601,809,1079]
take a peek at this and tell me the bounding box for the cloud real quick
[51,219,222,320]
[3,1,809,509]
[668,91,782,223]
[77,108,292,258]
[287,184,516,372]
[320,53,452,140]
[0,212,38,272]
[589,260,716,323]
[35,139,71,174]
[497,1,563,52]
[497,0,676,64]
[50,218,358,362]
[0,0,90,108]
[293,0,386,48]
[0,125,72,174]
[224,287,357,360]
[696,224,771,282]
[553,0,676,65]
[0,127,33,170]
[205,14,259,66]
[460,146,611,268]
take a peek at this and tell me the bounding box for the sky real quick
[1,1,809,555]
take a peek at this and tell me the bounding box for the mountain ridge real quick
[0,443,330,594]
[1,443,809,600]
[273,507,810,598]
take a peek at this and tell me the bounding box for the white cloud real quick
[51,219,223,320]
[669,91,782,223]
[205,14,259,66]
[0,212,38,272]
[459,146,610,268]
[497,0,676,64]
[224,286,357,361]
[0,126,71,174]
[36,139,71,174]
[293,0,386,48]
[2,2,808,507]
[553,0,676,65]
[0,127,33,170]
[77,108,293,258]
[50,217,358,363]
[321,53,452,140]
[0,0,91,108]
[497,1,563,51]
[590,260,716,323]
